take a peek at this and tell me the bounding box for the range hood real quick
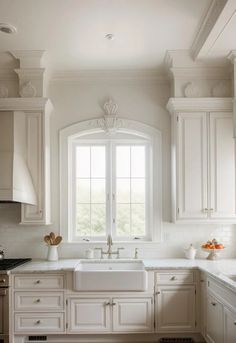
[0,111,37,205]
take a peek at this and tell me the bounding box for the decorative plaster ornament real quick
[184,82,201,98]
[212,81,230,97]
[0,84,8,98]
[19,81,37,97]
[94,98,124,135]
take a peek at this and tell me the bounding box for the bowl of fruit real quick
[201,239,225,260]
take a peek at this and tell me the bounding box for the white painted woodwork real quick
[155,271,194,284]
[14,292,64,311]
[155,285,196,332]
[224,307,236,343]
[206,293,224,343]
[200,274,207,339]
[14,312,65,333]
[209,112,236,219]
[112,298,153,332]
[14,275,64,289]
[177,113,208,219]
[68,298,111,333]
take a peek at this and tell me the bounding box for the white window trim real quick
[59,118,162,242]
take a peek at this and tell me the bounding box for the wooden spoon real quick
[44,235,51,245]
[54,236,62,246]
[49,232,56,245]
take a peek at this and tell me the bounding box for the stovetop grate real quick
[0,258,31,270]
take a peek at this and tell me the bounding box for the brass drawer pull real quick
[36,280,41,284]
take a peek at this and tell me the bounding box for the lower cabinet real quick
[206,293,223,343]
[224,307,236,343]
[155,285,196,332]
[68,296,153,333]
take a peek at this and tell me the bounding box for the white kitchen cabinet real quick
[68,296,153,334]
[155,285,196,332]
[224,307,236,343]
[112,297,153,332]
[167,98,235,222]
[68,297,111,333]
[206,293,224,343]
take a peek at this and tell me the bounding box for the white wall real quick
[0,76,236,259]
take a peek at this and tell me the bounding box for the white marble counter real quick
[10,258,236,293]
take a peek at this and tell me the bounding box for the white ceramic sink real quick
[74,260,147,291]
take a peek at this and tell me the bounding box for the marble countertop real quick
[9,258,236,293]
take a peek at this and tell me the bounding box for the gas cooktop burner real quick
[0,258,31,270]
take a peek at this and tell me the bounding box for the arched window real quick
[60,117,162,242]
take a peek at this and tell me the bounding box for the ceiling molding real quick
[0,69,18,80]
[51,69,169,84]
[191,0,236,59]
[170,66,231,80]
[167,97,233,114]
[0,97,49,111]
[10,50,45,68]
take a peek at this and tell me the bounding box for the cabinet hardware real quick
[0,279,6,283]
[234,321,236,326]
[156,291,160,295]
[203,208,208,213]
[66,323,68,329]
[35,320,41,325]
[211,302,216,306]
[111,302,116,306]
[36,280,41,284]
[171,276,177,281]
[66,299,68,306]
[210,208,214,212]
[105,302,111,306]
[200,280,204,282]
[36,299,41,303]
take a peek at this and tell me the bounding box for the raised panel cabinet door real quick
[68,298,111,333]
[209,112,236,219]
[155,285,196,332]
[177,113,208,219]
[206,294,223,343]
[112,297,153,332]
[224,307,236,343]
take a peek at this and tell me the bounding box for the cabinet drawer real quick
[155,271,194,284]
[14,292,64,311]
[14,313,65,333]
[14,275,64,289]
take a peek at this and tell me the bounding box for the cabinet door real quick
[224,307,236,343]
[68,298,111,333]
[155,285,196,332]
[112,297,153,332]
[177,113,208,219]
[206,294,223,343]
[209,112,236,219]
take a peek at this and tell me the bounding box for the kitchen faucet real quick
[95,234,124,259]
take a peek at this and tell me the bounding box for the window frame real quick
[60,118,162,243]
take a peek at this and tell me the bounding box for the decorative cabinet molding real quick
[0,97,52,225]
[167,97,236,223]
[206,293,224,343]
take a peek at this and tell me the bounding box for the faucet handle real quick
[117,247,125,259]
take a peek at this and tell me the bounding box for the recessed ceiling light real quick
[0,23,17,34]
[105,33,114,41]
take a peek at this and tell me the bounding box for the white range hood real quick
[0,111,37,205]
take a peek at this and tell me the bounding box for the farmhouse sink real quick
[74,260,147,291]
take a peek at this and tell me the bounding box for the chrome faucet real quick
[95,234,124,259]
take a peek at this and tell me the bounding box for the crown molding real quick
[14,68,45,78]
[170,66,231,80]
[167,97,233,114]
[51,69,168,83]
[0,97,49,111]
[0,69,18,80]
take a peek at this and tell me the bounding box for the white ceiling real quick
[0,0,213,71]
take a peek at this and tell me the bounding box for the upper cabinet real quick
[0,98,52,225]
[167,98,236,223]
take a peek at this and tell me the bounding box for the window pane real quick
[91,205,106,236]
[76,204,90,236]
[131,146,145,177]
[91,146,106,177]
[76,146,90,177]
[116,178,130,203]
[116,146,130,177]
[91,179,105,203]
[131,179,145,203]
[77,179,90,203]
[131,204,145,236]
[116,204,130,236]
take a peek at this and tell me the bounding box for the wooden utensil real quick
[44,235,51,245]
[49,232,56,245]
[54,236,62,246]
